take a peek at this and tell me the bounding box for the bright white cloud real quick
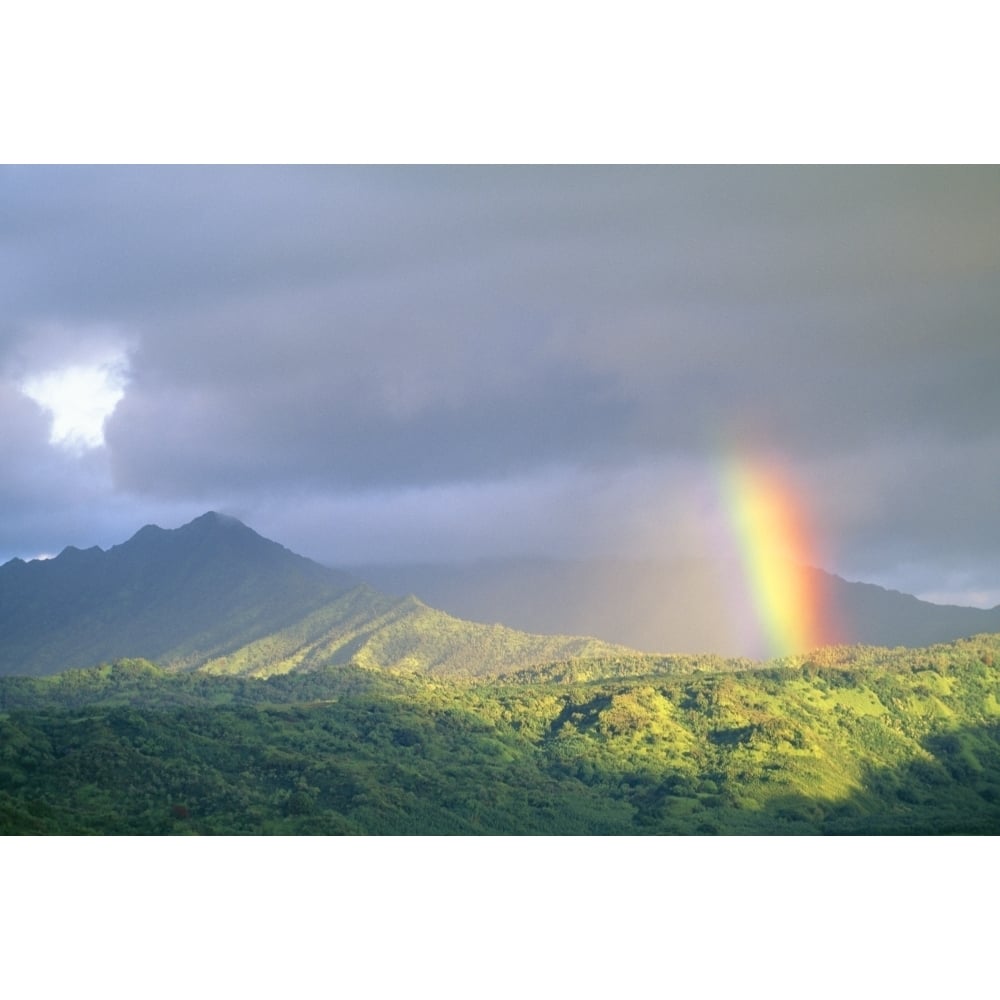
[21,353,129,452]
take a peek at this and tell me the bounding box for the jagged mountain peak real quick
[125,511,254,544]
[181,510,254,533]
[0,514,358,676]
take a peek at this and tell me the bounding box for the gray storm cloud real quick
[2,165,999,604]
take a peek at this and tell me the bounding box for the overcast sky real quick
[2,165,999,605]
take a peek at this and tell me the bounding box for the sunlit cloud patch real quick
[20,351,130,453]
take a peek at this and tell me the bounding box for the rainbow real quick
[717,457,838,659]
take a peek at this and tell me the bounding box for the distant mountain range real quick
[0,513,629,677]
[2,512,999,678]
[355,556,1000,657]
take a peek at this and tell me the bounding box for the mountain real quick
[6,513,997,678]
[355,556,1000,657]
[0,513,632,677]
[0,512,358,675]
[819,569,1000,649]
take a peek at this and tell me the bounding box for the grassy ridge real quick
[2,635,1000,834]
[197,585,633,677]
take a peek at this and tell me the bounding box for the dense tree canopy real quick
[3,635,1000,834]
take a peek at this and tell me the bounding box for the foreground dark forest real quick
[3,634,1000,835]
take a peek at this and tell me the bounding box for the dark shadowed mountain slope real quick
[0,514,633,678]
[0,512,358,675]
[356,557,1000,657]
[819,570,1000,650]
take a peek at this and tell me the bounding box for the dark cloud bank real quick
[2,165,999,615]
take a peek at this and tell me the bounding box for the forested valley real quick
[4,634,1000,835]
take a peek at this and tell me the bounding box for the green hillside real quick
[5,513,1000,835]
[3,634,1000,834]
[198,584,632,678]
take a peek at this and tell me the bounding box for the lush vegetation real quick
[4,634,1000,835]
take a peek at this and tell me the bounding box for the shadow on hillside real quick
[822,723,1000,834]
[656,722,1000,836]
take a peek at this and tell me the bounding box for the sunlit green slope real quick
[3,634,1000,834]
[197,583,631,677]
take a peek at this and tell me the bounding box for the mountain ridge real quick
[5,512,1000,676]
[0,513,633,677]
[0,511,359,675]
[355,555,1000,656]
